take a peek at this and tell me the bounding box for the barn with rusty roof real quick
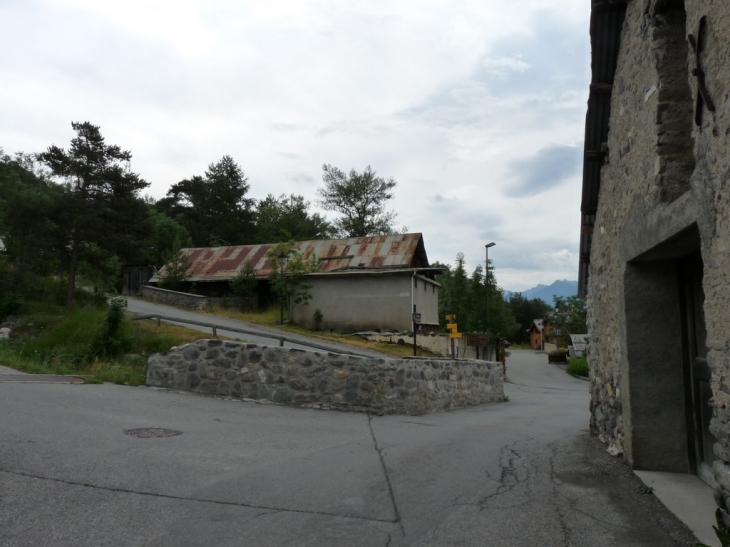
[148,233,442,332]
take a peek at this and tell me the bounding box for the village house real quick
[146,233,442,333]
[580,0,730,526]
[528,319,553,350]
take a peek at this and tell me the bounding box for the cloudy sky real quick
[0,0,590,292]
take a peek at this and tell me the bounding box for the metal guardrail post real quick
[279,337,284,347]
[212,325,217,338]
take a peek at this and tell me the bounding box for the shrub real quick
[567,356,589,377]
[313,308,323,331]
[88,296,134,360]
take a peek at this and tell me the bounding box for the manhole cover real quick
[124,428,183,438]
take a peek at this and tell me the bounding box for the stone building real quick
[579,0,730,524]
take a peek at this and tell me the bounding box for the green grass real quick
[204,304,442,358]
[1,308,221,386]
[566,356,589,377]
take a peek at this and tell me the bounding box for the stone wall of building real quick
[587,0,730,494]
[147,340,504,415]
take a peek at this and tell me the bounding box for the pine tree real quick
[40,122,150,310]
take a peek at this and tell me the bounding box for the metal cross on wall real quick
[688,16,716,126]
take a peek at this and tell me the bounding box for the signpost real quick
[446,314,461,359]
[412,308,421,356]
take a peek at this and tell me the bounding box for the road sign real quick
[412,313,421,323]
[555,329,562,336]
[445,314,456,321]
[449,332,462,339]
[466,334,487,347]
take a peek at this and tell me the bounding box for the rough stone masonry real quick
[147,340,504,415]
[583,0,730,534]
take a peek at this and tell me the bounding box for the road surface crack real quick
[0,468,396,526]
[367,413,405,536]
[548,445,572,546]
[476,436,533,510]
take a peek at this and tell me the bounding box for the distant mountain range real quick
[506,280,578,305]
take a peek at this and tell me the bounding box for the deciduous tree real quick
[266,242,320,321]
[317,164,398,238]
[158,238,192,292]
[547,295,588,346]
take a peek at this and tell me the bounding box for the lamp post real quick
[278,252,288,325]
[485,242,496,359]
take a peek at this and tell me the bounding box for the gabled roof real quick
[152,233,432,282]
[528,319,550,333]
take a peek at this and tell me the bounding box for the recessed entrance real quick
[623,227,713,485]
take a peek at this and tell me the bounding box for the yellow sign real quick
[449,332,462,339]
[445,314,456,321]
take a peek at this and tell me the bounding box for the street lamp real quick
[485,242,496,359]
[277,252,288,325]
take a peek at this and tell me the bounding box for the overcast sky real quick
[0,0,590,292]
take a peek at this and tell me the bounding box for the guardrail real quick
[131,313,365,356]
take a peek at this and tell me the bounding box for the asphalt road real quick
[125,297,392,358]
[0,350,697,546]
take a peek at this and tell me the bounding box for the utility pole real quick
[485,242,496,360]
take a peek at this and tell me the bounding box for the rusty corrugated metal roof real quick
[152,233,430,282]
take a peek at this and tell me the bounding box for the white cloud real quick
[0,0,590,292]
[482,56,531,79]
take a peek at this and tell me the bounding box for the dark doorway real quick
[678,253,715,486]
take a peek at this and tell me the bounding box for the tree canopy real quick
[547,295,587,345]
[255,193,332,243]
[157,155,255,247]
[1,122,420,312]
[506,292,552,344]
[317,164,398,238]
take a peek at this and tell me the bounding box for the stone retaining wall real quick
[140,285,245,311]
[147,339,504,415]
[360,332,483,360]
